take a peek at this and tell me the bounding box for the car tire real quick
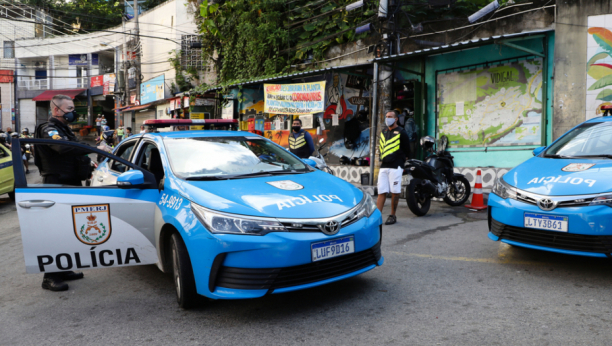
[170,232,198,309]
[8,190,15,201]
[407,180,431,216]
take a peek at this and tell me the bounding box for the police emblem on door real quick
[72,204,112,245]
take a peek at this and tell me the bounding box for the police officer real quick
[288,118,314,159]
[377,110,411,225]
[34,94,87,291]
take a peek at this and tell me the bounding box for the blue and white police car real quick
[13,119,382,308]
[488,111,612,258]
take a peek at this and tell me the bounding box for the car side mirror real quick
[532,146,546,156]
[302,158,317,167]
[117,170,145,188]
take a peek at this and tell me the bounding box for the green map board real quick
[437,59,543,147]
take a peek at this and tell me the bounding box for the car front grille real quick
[491,218,612,254]
[281,214,361,232]
[514,191,592,208]
[214,241,382,291]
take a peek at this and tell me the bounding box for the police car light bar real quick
[142,119,238,127]
[601,105,612,116]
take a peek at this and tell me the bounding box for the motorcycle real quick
[404,135,471,216]
[309,138,334,175]
[24,144,32,161]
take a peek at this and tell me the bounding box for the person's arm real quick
[40,127,91,156]
[305,131,315,156]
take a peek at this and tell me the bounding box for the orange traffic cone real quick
[465,170,487,210]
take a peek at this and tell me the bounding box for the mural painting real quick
[587,15,612,119]
[238,73,372,165]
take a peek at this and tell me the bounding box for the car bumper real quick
[487,193,612,257]
[183,210,384,299]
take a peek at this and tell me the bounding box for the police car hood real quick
[178,171,364,218]
[503,156,612,195]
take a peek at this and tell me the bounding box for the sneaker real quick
[384,215,397,225]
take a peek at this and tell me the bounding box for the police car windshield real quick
[163,137,309,179]
[545,122,612,158]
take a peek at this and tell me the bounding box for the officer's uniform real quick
[378,127,411,194]
[289,129,315,159]
[35,117,90,186]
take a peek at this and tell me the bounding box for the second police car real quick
[488,110,612,257]
[13,119,383,308]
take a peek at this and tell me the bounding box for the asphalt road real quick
[1,171,612,345]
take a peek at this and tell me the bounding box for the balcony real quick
[17,77,89,91]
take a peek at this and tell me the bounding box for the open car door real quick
[12,138,159,274]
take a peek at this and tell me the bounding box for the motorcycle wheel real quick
[324,166,335,175]
[443,176,471,206]
[407,179,431,216]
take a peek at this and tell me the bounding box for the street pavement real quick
[1,169,612,345]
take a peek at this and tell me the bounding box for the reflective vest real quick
[379,130,401,162]
[289,131,310,158]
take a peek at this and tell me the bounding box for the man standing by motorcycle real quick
[289,118,315,159]
[377,110,411,225]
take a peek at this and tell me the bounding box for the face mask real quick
[52,101,77,123]
[292,126,301,132]
[385,118,395,127]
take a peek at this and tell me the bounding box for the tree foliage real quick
[23,0,124,32]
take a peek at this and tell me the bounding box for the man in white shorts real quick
[377,110,411,225]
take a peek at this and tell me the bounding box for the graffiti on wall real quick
[587,15,612,119]
[238,72,372,164]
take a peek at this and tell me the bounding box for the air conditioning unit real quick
[34,61,46,69]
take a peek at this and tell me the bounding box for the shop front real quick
[381,30,555,188]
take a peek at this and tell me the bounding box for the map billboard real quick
[437,58,543,147]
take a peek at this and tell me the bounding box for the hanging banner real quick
[90,75,103,88]
[264,81,326,115]
[103,73,115,95]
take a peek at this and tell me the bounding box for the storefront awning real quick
[32,89,86,101]
[122,104,154,112]
[204,63,372,93]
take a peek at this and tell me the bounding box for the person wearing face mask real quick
[33,94,90,291]
[288,118,314,159]
[377,110,411,225]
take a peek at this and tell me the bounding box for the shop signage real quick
[103,73,115,95]
[140,74,165,104]
[348,96,369,106]
[130,94,136,105]
[190,112,206,130]
[222,100,234,119]
[0,70,14,83]
[195,98,215,106]
[264,81,326,115]
[122,51,136,61]
[175,99,181,109]
[69,54,98,66]
[91,75,103,88]
[183,97,190,108]
[169,99,175,111]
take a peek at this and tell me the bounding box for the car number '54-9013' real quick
[159,193,183,210]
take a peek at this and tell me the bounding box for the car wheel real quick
[170,233,198,309]
[407,180,431,216]
[8,190,15,201]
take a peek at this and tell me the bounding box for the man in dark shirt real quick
[34,94,88,291]
[377,110,411,225]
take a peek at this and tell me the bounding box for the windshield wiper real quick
[571,154,612,159]
[185,175,228,181]
[544,154,575,159]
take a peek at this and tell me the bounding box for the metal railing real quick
[17,77,89,91]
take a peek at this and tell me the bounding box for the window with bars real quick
[181,35,204,70]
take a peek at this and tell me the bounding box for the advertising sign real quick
[195,98,215,106]
[264,82,326,115]
[140,75,165,105]
[222,100,234,119]
[183,97,190,108]
[103,73,115,95]
[437,58,542,147]
[190,112,206,130]
[69,54,99,66]
[0,70,14,83]
[91,75,103,88]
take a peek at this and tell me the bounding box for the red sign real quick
[0,70,14,83]
[91,75,103,88]
[103,82,109,95]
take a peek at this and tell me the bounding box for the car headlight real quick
[191,203,285,235]
[491,177,517,200]
[589,195,612,207]
[349,192,377,221]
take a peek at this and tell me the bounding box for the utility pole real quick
[134,0,140,106]
[87,53,93,126]
[122,15,129,108]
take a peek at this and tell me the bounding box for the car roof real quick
[585,116,612,123]
[144,130,263,139]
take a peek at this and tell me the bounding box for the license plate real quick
[311,236,355,262]
[524,212,568,232]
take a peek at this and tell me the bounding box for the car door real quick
[91,137,140,186]
[0,145,13,194]
[12,138,160,274]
